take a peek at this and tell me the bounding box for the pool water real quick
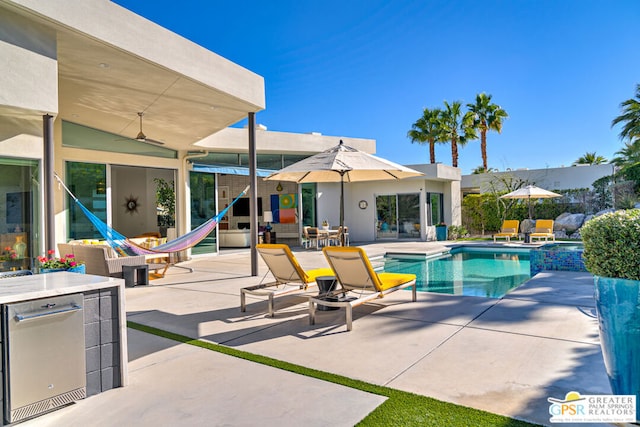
[383,247,531,298]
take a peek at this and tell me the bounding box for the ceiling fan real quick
[130,112,165,145]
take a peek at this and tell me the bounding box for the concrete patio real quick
[22,241,616,427]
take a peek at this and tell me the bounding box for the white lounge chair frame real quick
[309,246,417,331]
[241,244,333,317]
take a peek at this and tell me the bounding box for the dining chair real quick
[306,227,325,250]
[302,226,311,249]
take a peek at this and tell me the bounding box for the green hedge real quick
[462,189,592,235]
[581,209,640,280]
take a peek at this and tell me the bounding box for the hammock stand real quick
[54,173,249,274]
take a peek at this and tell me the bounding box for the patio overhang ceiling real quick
[4,0,266,150]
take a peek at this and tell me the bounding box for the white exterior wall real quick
[462,164,615,193]
[0,8,58,257]
[316,166,461,243]
[448,179,462,226]
[0,9,58,116]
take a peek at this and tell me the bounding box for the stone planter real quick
[68,264,86,274]
[435,225,447,241]
[594,275,640,419]
[40,264,86,274]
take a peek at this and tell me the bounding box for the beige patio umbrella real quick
[264,140,423,245]
[499,185,562,219]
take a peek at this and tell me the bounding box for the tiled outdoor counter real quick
[0,272,127,424]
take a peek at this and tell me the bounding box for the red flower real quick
[37,250,84,269]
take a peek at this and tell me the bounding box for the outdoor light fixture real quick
[276,182,283,192]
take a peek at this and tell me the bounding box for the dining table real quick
[318,228,340,246]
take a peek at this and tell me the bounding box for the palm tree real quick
[471,165,497,174]
[439,101,477,168]
[407,107,443,163]
[611,83,640,142]
[467,93,508,171]
[573,151,608,165]
[612,140,640,167]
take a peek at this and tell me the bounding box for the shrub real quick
[581,209,640,280]
[461,193,505,234]
[448,225,469,240]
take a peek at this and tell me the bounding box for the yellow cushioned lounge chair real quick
[241,244,334,317]
[493,220,520,243]
[309,246,417,331]
[530,219,555,242]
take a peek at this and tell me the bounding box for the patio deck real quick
[22,241,616,427]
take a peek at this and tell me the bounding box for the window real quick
[66,162,107,240]
[398,193,420,238]
[376,193,420,239]
[427,193,444,225]
[301,183,316,226]
[190,171,217,255]
[376,194,397,239]
[0,158,39,272]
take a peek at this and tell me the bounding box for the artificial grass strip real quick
[128,321,539,427]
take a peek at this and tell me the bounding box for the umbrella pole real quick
[340,173,345,246]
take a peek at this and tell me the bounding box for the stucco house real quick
[0,0,462,275]
[461,164,614,195]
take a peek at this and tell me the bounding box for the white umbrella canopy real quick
[264,140,424,243]
[266,141,423,183]
[499,185,562,219]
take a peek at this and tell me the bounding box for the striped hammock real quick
[55,173,249,256]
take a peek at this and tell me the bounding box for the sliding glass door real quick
[397,193,420,238]
[376,194,397,239]
[301,183,316,227]
[376,192,420,239]
[0,158,39,272]
[190,171,216,255]
[66,162,107,241]
[427,192,444,225]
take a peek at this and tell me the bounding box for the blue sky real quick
[114,0,639,174]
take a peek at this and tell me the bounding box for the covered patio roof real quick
[1,0,265,149]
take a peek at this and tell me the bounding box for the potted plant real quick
[37,250,86,274]
[321,219,330,230]
[581,209,640,418]
[0,246,16,262]
[154,178,176,236]
[0,246,21,270]
[435,222,448,241]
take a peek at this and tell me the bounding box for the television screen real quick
[232,197,262,216]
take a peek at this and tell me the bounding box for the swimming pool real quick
[383,247,531,298]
